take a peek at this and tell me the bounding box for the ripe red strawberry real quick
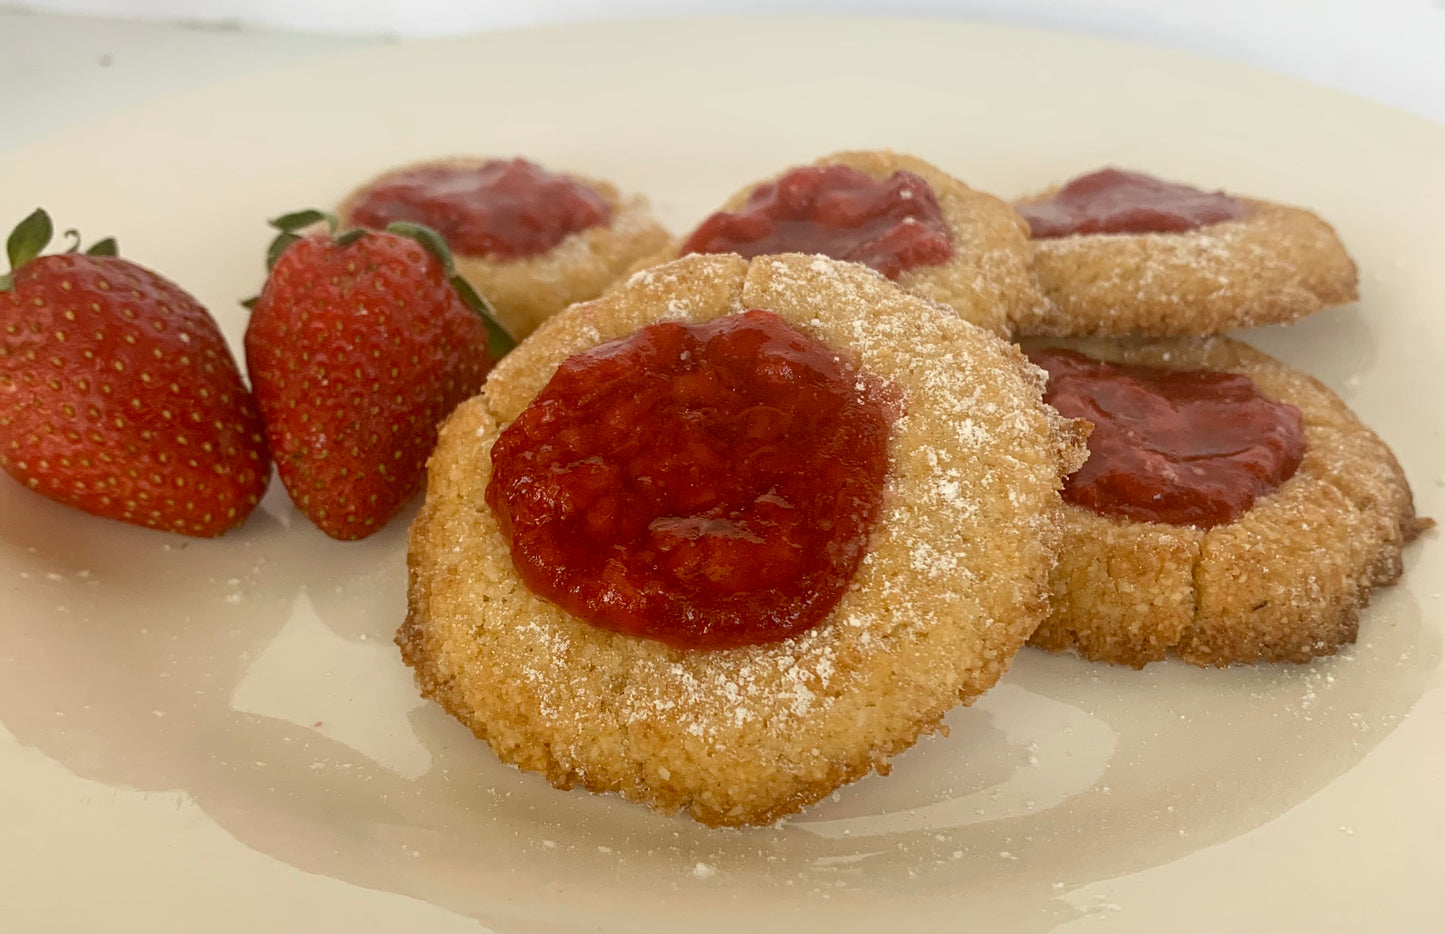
[0,209,271,536]
[244,212,513,541]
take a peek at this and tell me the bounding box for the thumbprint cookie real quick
[635,150,1046,337]
[338,156,673,339]
[398,252,1086,825]
[1023,336,1426,667]
[1012,168,1359,337]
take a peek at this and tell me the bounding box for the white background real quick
[6,0,1445,124]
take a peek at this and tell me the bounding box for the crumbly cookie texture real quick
[337,156,674,340]
[1012,196,1359,337]
[398,253,1086,826]
[1024,336,1428,668]
[631,150,1046,337]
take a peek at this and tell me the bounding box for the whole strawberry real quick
[245,212,513,541]
[0,209,271,536]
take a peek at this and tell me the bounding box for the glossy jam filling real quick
[486,309,898,649]
[347,158,612,260]
[1030,348,1305,528]
[1018,168,1251,239]
[679,165,953,279]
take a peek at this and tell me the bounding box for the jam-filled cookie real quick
[398,252,1086,826]
[1012,168,1359,337]
[634,150,1046,337]
[338,157,673,339]
[1022,336,1426,668]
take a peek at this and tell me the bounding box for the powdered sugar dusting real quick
[1021,201,1356,335]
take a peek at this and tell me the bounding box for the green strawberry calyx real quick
[1,208,118,292]
[383,220,516,361]
[253,210,516,361]
[262,209,338,272]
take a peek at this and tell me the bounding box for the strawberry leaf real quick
[385,221,454,269]
[449,273,516,360]
[263,209,337,271]
[269,209,336,234]
[85,237,119,257]
[333,228,368,247]
[265,232,301,272]
[6,208,53,274]
[385,220,516,360]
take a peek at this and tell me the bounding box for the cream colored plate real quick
[1,17,1441,934]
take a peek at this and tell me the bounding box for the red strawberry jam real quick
[347,158,612,260]
[1031,349,1305,528]
[1018,168,1250,239]
[486,309,898,649]
[680,165,953,279]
